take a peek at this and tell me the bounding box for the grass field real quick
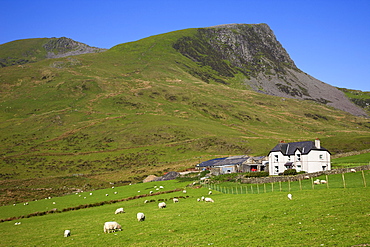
[0,171,369,246]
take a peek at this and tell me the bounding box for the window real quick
[296,154,301,161]
[274,166,279,173]
[274,155,279,162]
[319,154,323,160]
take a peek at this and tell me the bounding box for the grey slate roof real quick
[269,141,330,156]
[197,155,250,167]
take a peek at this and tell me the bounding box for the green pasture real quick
[212,170,370,195]
[0,172,370,246]
[0,186,369,246]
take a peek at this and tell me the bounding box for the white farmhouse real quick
[268,139,331,175]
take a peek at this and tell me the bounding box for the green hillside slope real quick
[0,26,369,204]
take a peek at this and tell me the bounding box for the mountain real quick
[172,24,367,117]
[0,37,106,67]
[0,24,369,204]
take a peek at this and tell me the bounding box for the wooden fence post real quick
[299,179,302,190]
[279,181,282,192]
[257,184,260,194]
[362,170,367,188]
[326,175,329,189]
[264,183,266,193]
[311,177,314,190]
[342,173,346,188]
[288,180,291,192]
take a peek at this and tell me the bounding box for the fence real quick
[206,168,369,195]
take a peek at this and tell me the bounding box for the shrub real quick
[283,169,297,175]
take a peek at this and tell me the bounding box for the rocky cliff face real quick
[174,23,367,116]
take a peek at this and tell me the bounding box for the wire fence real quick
[206,170,369,195]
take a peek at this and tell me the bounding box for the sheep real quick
[182,190,187,194]
[115,207,125,214]
[137,212,145,222]
[201,196,205,201]
[208,191,212,195]
[313,179,320,185]
[103,221,122,233]
[105,194,109,196]
[89,193,93,195]
[173,198,179,203]
[304,175,310,179]
[204,197,214,203]
[320,180,327,184]
[159,186,164,189]
[149,191,153,194]
[158,202,166,209]
[197,198,200,202]
[287,193,292,200]
[350,168,356,173]
[144,200,149,204]
[64,230,71,237]
[114,191,118,194]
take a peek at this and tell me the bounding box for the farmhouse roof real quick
[197,155,249,167]
[269,141,330,156]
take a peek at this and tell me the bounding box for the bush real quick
[244,171,269,178]
[283,169,297,175]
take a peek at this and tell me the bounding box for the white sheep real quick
[314,179,320,185]
[320,180,327,184]
[103,221,122,233]
[204,197,214,203]
[304,175,310,179]
[89,193,93,195]
[137,212,145,221]
[149,191,153,194]
[208,191,212,195]
[159,186,164,189]
[287,193,292,200]
[350,169,356,173]
[144,200,149,204]
[201,196,205,201]
[197,198,200,202]
[158,202,166,208]
[115,207,125,214]
[105,194,109,196]
[173,198,179,203]
[64,230,71,237]
[182,190,187,193]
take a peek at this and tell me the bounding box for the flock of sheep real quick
[100,188,215,234]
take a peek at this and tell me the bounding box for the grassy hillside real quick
[338,87,370,115]
[0,176,369,246]
[1,28,370,204]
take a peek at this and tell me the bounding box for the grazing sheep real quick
[350,169,356,173]
[320,180,327,184]
[64,230,71,237]
[173,198,179,203]
[208,191,212,195]
[137,212,145,221]
[115,207,125,214]
[201,196,205,201]
[304,175,310,179]
[89,193,93,195]
[197,198,200,202]
[182,190,187,194]
[204,197,214,203]
[114,191,118,194]
[287,194,292,200]
[158,202,166,208]
[105,194,109,196]
[14,222,21,225]
[149,191,153,194]
[144,200,149,204]
[159,186,164,189]
[103,221,122,233]
[314,179,320,185]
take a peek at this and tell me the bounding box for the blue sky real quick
[1,0,369,91]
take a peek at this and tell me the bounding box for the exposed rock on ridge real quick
[174,23,367,116]
[43,37,107,58]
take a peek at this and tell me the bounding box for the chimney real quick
[315,138,321,149]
